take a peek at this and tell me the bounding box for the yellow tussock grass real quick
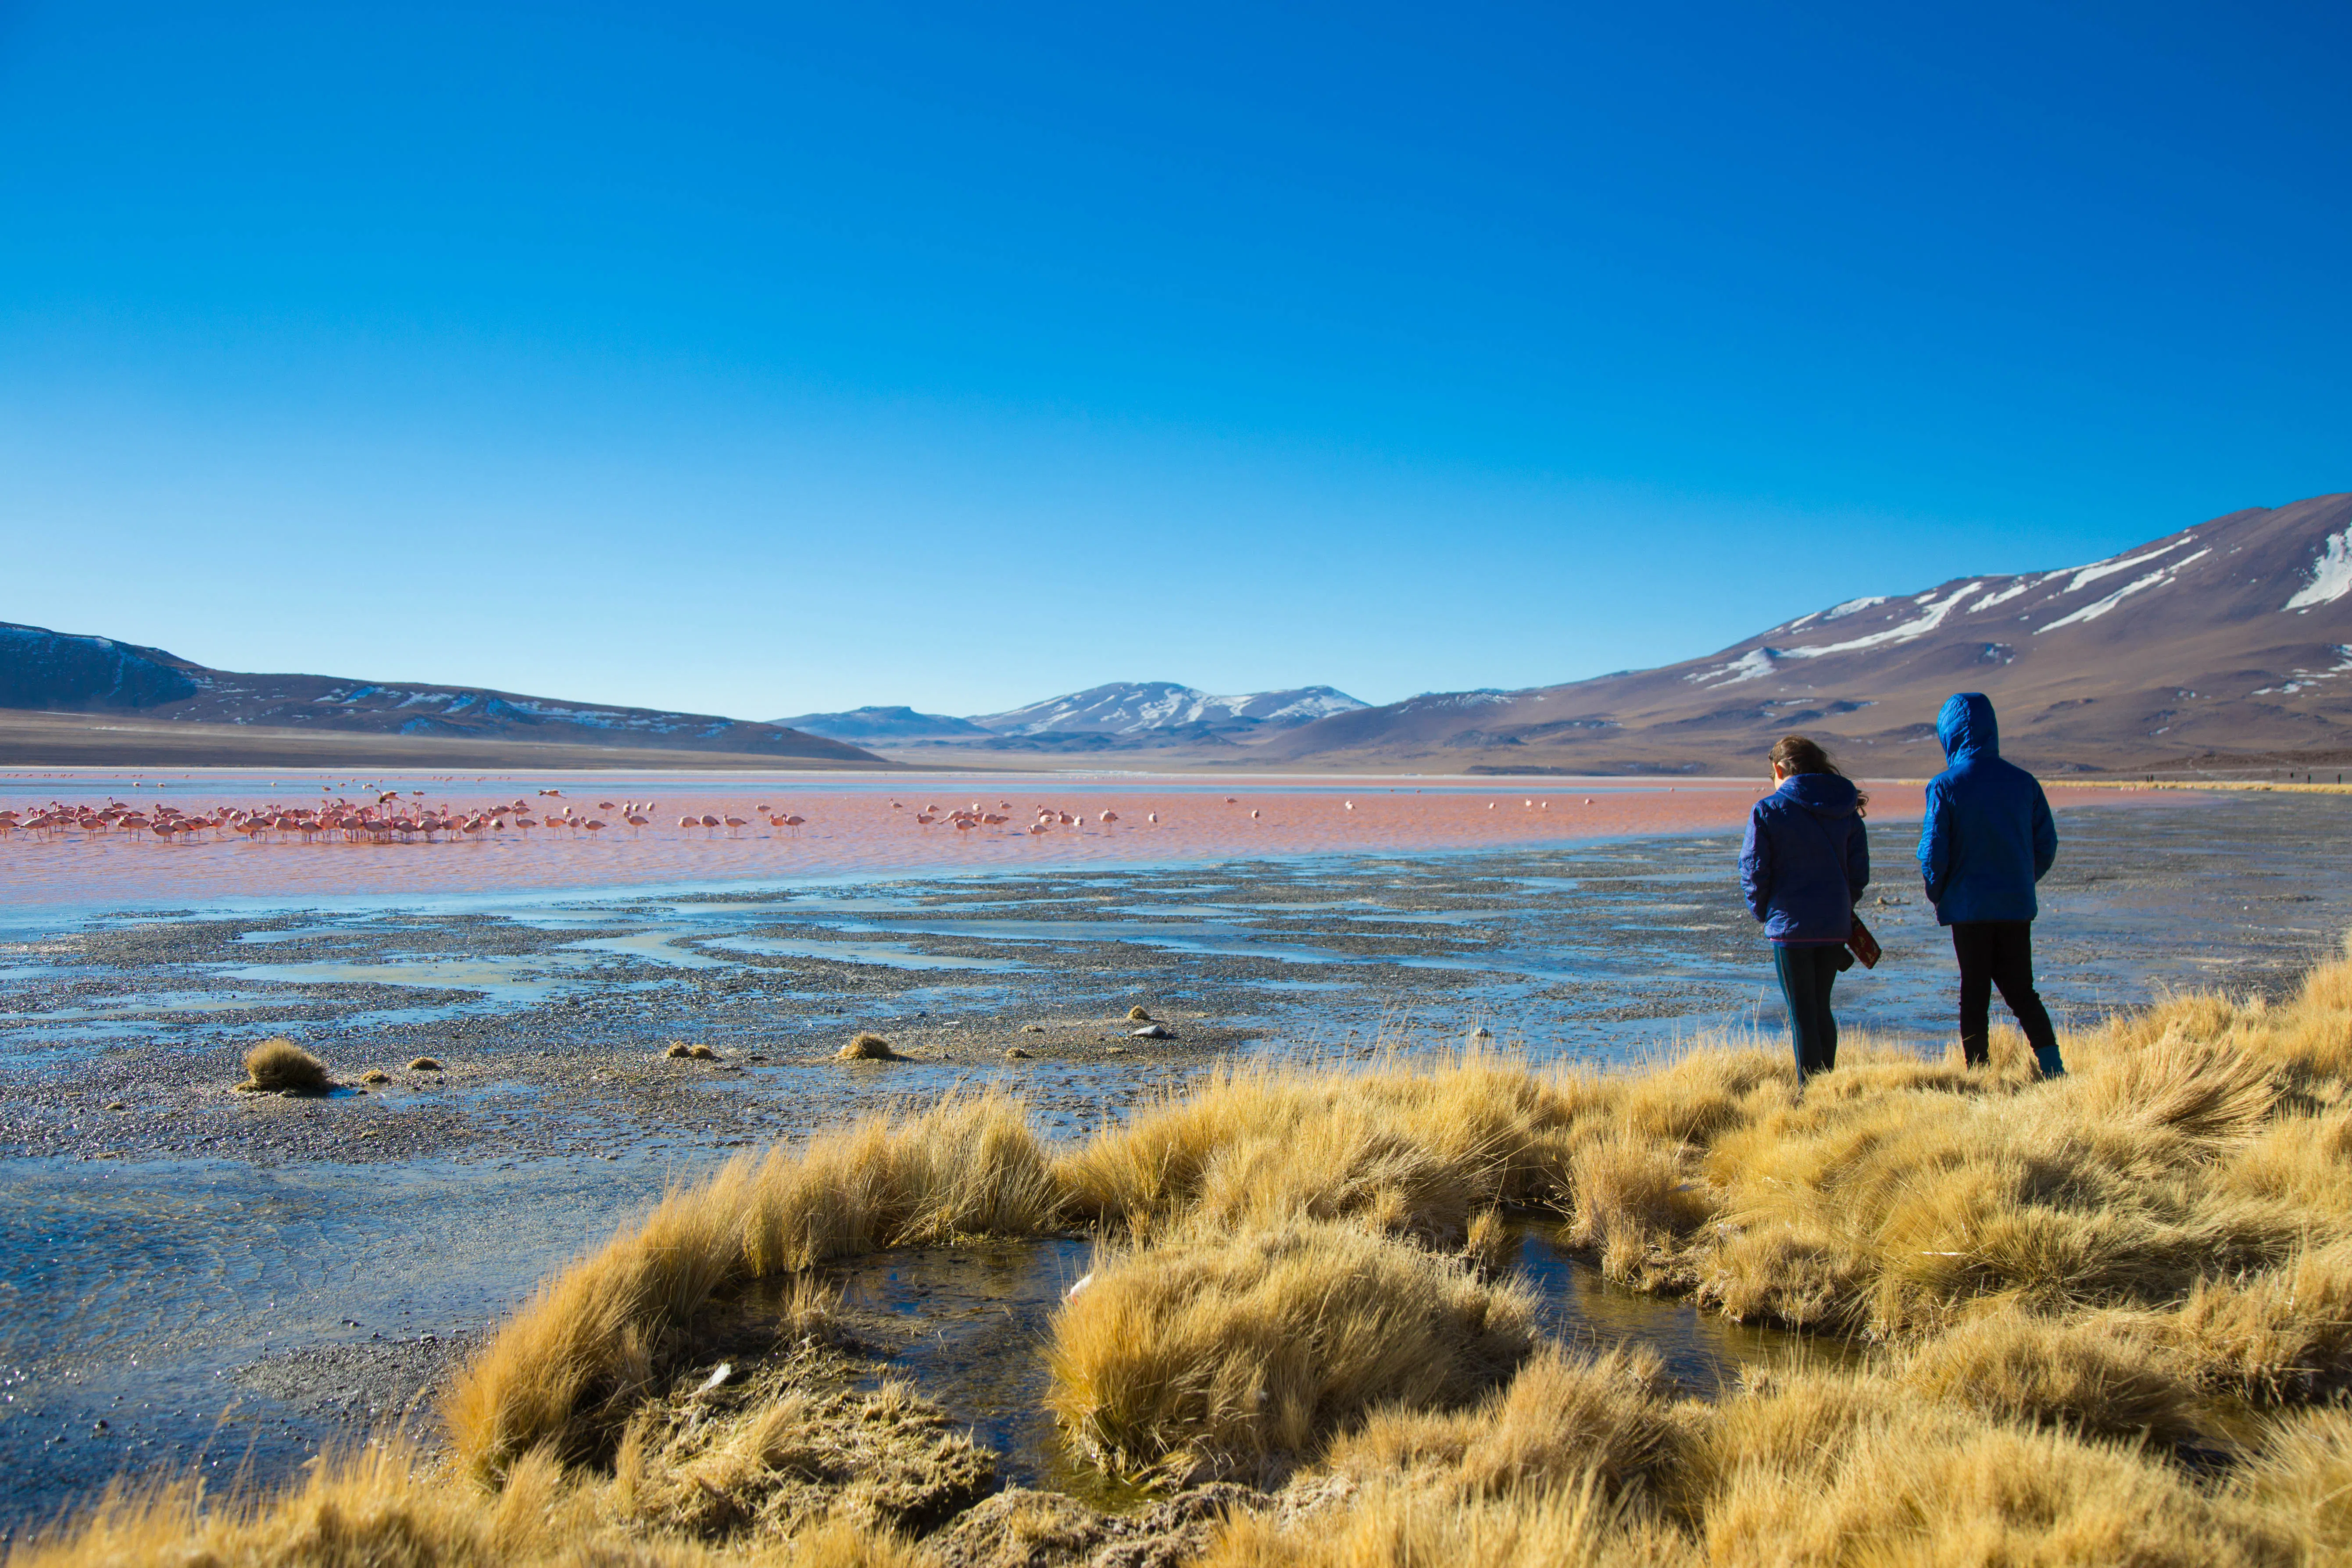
[1045,1220,1537,1481]
[1053,1052,1600,1248]
[1325,1343,1683,1504]
[2169,1236,2352,1403]
[1200,1476,1691,1568]
[444,1089,1053,1481]
[238,1037,329,1094]
[1894,1311,2203,1443]
[0,1438,929,1567]
[2230,1404,2352,1561]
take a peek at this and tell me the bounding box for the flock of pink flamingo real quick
[0,791,1159,846]
[0,788,1583,848]
[0,789,813,845]
[895,798,1151,836]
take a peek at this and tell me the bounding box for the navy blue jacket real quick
[1741,772,1869,943]
[1916,693,2057,925]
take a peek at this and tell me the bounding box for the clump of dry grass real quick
[1126,1005,1154,1022]
[359,1068,391,1085]
[1895,1311,2204,1443]
[2231,1404,2352,1561]
[1201,1476,1687,1568]
[611,1346,993,1541]
[837,1034,898,1061]
[236,1037,329,1094]
[1326,1343,1683,1504]
[407,1056,443,1072]
[1046,1221,1538,1482]
[445,1090,1055,1481]
[1684,1361,2282,1567]
[1054,1052,1600,1249]
[666,1042,720,1061]
[1,1437,934,1567]
[2168,1236,2352,1403]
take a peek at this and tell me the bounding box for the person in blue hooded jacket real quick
[1740,735,1869,1083]
[1917,692,2065,1076]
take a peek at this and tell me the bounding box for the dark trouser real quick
[1773,943,1842,1082]
[1951,920,2065,1075]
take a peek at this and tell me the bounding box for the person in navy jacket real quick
[1740,736,1869,1083]
[1916,692,2065,1077]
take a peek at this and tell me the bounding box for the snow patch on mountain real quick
[1687,648,1779,686]
[2285,527,2352,611]
[972,682,1366,736]
[2064,538,2193,595]
[2038,550,2209,633]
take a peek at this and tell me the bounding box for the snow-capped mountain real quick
[970,682,1365,738]
[1261,492,2352,772]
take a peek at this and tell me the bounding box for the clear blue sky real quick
[2,3,2345,719]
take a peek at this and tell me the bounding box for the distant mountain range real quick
[773,682,1367,751]
[12,493,2347,775]
[1252,492,2352,773]
[0,623,884,765]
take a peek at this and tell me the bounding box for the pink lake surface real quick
[0,766,2162,910]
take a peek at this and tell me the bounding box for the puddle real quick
[1,991,279,1022]
[802,1228,1853,1508]
[817,1238,1148,1509]
[704,936,1025,972]
[1512,1225,1858,1388]
[563,932,734,969]
[218,959,561,999]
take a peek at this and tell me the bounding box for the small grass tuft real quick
[838,1033,899,1061]
[406,1056,443,1072]
[238,1038,330,1094]
[360,1069,391,1085]
[1127,1005,1154,1022]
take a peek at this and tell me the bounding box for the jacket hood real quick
[1778,771,1859,816]
[1937,692,2000,763]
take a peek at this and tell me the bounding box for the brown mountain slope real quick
[0,621,890,768]
[1260,493,2352,774]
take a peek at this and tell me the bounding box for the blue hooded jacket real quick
[1916,693,2056,925]
[1740,771,1869,943]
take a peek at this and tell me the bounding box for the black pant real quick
[1951,920,2063,1074]
[1773,943,1842,1081]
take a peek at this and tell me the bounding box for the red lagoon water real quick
[0,768,1945,908]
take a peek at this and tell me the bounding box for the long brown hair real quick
[1769,734,1869,817]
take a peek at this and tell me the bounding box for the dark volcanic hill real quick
[0,623,886,765]
[1261,493,2352,774]
[768,705,998,743]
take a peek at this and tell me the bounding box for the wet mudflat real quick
[2,786,2348,1536]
